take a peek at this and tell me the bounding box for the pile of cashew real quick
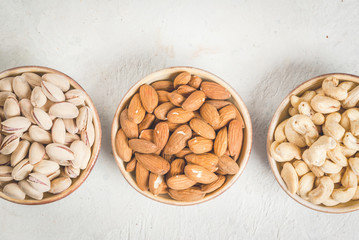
[271,76,359,206]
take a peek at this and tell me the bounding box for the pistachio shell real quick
[27,172,50,192]
[33,160,60,176]
[70,140,91,169]
[19,99,36,124]
[3,183,25,200]
[28,142,46,165]
[0,134,20,155]
[18,180,43,200]
[63,118,78,134]
[21,132,34,142]
[28,125,52,144]
[11,159,33,181]
[0,92,16,106]
[49,177,71,194]
[64,132,80,146]
[0,154,11,165]
[81,122,95,147]
[30,86,47,108]
[42,73,70,92]
[10,140,30,166]
[49,102,79,119]
[0,165,13,181]
[63,166,80,178]
[48,169,61,180]
[65,89,86,106]
[52,119,66,144]
[32,108,53,130]
[4,95,20,119]
[0,77,13,92]
[46,143,75,162]
[12,76,31,99]
[1,116,31,134]
[41,81,65,102]
[76,106,92,132]
[22,72,42,88]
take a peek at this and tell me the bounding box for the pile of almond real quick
[115,72,244,201]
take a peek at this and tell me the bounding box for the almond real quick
[149,173,167,195]
[115,129,132,162]
[184,164,218,184]
[185,153,218,172]
[167,174,196,190]
[168,187,205,201]
[166,121,181,132]
[139,129,154,142]
[138,113,155,132]
[175,148,192,158]
[206,100,231,109]
[214,127,228,157]
[128,93,146,124]
[136,161,149,191]
[167,158,186,179]
[129,139,158,154]
[189,118,216,139]
[120,109,138,139]
[157,90,170,103]
[135,153,170,175]
[200,103,220,127]
[200,81,231,100]
[188,137,213,154]
[153,122,169,152]
[188,75,202,89]
[163,125,192,155]
[125,158,137,172]
[177,85,196,97]
[201,175,226,193]
[161,153,175,162]
[151,80,173,91]
[182,91,206,111]
[228,119,243,160]
[173,72,191,88]
[214,105,237,130]
[154,102,175,120]
[139,84,158,113]
[218,155,240,175]
[168,91,185,106]
[167,108,195,123]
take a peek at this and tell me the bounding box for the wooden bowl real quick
[267,73,359,213]
[111,66,253,206]
[0,66,102,205]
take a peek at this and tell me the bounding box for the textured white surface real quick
[1,0,359,239]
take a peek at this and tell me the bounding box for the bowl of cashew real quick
[267,73,359,213]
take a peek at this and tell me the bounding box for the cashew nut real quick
[297,102,325,125]
[329,168,344,183]
[338,81,356,92]
[332,186,357,203]
[340,108,359,131]
[292,160,309,177]
[308,164,324,177]
[340,143,357,158]
[341,167,357,188]
[322,77,348,100]
[270,141,301,162]
[290,91,316,109]
[288,107,299,116]
[310,95,341,114]
[320,159,342,174]
[322,113,345,142]
[286,114,319,147]
[302,136,336,167]
[274,119,288,143]
[312,113,325,126]
[284,118,306,148]
[342,85,359,109]
[343,132,359,151]
[298,172,315,200]
[349,157,359,175]
[281,162,299,194]
[308,176,334,204]
[327,143,348,167]
[347,109,359,136]
[322,197,340,206]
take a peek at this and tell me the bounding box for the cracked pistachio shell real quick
[0,77,13,92]
[32,108,53,130]
[21,132,34,142]
[33,160,60,176]
[52,119,66,144]
[42,73,70,92]
[28,142,46,165]
[22,72,42,88]
[18,180,43,200]
[63,119,78,134]
[19,99,36,124]
[70,140,91,169]
[0,92,16,107]
[81,122,95,147]
[3,183,25,200]
[0,134,20,155]
[31,86,47,108]
[0,165,13,182]
[65,89,86,106]
[46,143,75,162]
[64,166,80,178]
[0,154,11,165]
[10,140,30,166]
[49,177,71,194]
[76,106,93,132]
[64,132,80,146]
[48,169,61,180]
[49,102,79,119]
[11,159,33,181]
[27,172,50,193]
[4,95,20,119]
[28,125,52,144]
[41,81,65,102]
[1,116,31,134]
[12,76,31,99]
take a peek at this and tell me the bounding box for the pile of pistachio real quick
[0,72,94,200]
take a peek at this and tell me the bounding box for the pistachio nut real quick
[1,116,31,134]
[28,125,52,144]
[42,73,70,92]
[4,95,20,119]
[19,99,36,124]
[48,169,61,180]
[49,177,72,194]
[30,86,47,108]
[65,89,86,106]
[0,165,13,181]
[0,154,11,165]
[0,92,16,106]
[63,166,80,178]
[21,132,34,142]
[12,76,31,99]
[63,118,78,134]
[52,119,66,144]
[32,108,53,130]
[28,142,46,165]
[41,81,65,102]
[64,132,80,146]
[22,72,42,88]
[27,172,51,193]
[0,134,20,155]
[81,122,95,147]
[33,160,60,176]
[10,140,30,166]
[46,143,75,162]
[0,77,13,92]
[48,102,79,119]
[3,183,26,200]
[70,140,91,169]
[76,106,92,132]
[11,159,33,181]
[18,180,43,200]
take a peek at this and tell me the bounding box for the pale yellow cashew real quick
[320,159,342,174]
[341,167,357,188]
[338,81,356,92]
[281,162,299,194]
[342,85,359,109]
[298,172,315,200]
[288,114,319,146]
[322,113,345,141]
[322,197,340,207]
[332,186,357,203]
[340,108,359,131]
[290,91,316,109]
[270,141,302,162]
[274,119,288,143]
[349,157,359,175]
[284,118,307,148]
[343,132,359,151]
[329,168,344,183]
[297,102,325,125]
[292,160,309,177]
[347,109,359,136]
[327,143,348,167]
[302,136,336,167]
[322,77,348,100]
[310,95,341,114]
[340,143,357,158]
[308,176,334,204]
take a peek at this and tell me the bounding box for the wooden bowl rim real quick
[111,66,253,206]
[267,72,359,214]
[0,66,102,205]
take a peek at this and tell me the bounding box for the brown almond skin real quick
[201,175,226,193]
[218,155,240,174]
[182,91,206,111]
[151,80,174,91]
[189,118,216,140]
[215,105,237,130]
[167,174,196,190]
[200,81,231,100]
[139,84,158,113]
[129,139,158,154]
[128,93,146,124]
[175,148,192,158]
[184,164,218,184]
[188,137,213,154]
[139,129,154,142]
[120,109,139,139]
[125,158,137,172]
[136,162,149,191]
[135,153,170,175]
[153,122,169,152]
[168,91,185,106]
[228,120,243,160]
[185,153,218,172]
[188,76,202,89]
[154,102,175,120]
[115,129,132,162]
[149,173,167,196]
[214,127,228,157]
[200,103,220,127]
[173,72,191,88]
[138,113,155,132]
[206,100,231,110]
[168,187,205,201]
[177,85,196,97]
[163,125,192,155]
[167,108,195,124]
[157,90,170,103]
[167,158,186,179]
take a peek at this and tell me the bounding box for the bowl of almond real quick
[268,73,359,213]
[0,66,101,205]
[111,66,252,205]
